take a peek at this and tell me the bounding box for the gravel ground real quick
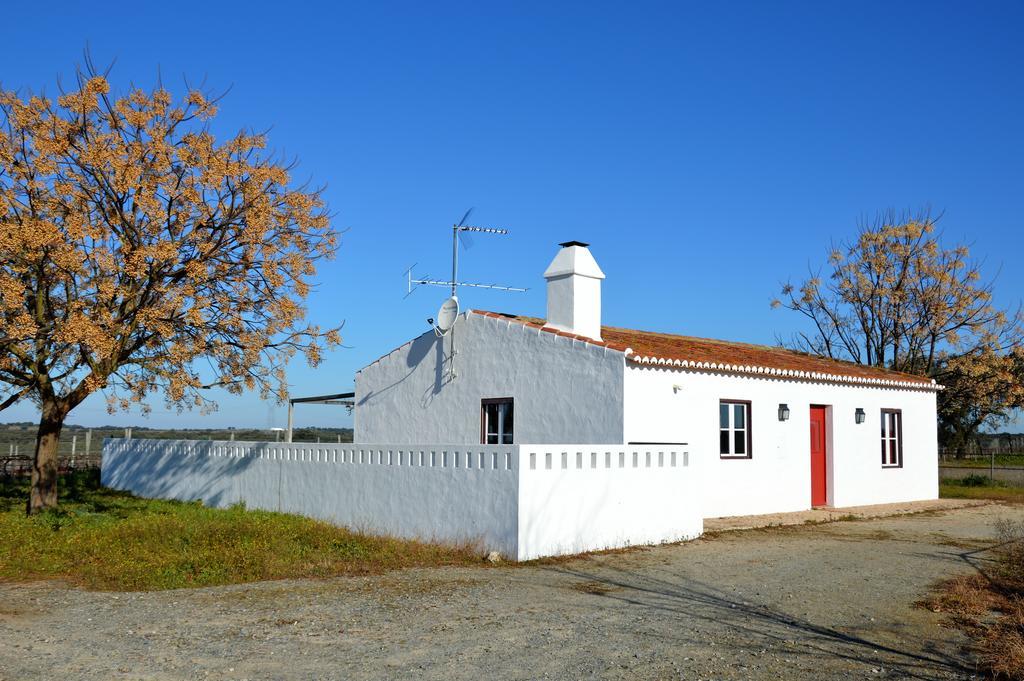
[1,503,1019,681]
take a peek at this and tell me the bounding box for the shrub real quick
[924,518,1024,680]
[994,518,1024,584]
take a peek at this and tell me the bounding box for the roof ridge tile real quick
[469,309,938,390]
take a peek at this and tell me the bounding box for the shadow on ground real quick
[543,542,996,679]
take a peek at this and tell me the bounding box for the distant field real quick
[0,422,353,469]
[940,454,1024,468]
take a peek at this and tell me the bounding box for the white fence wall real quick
[517,444,702,560]
[102,439,521,557]
[101,439,700,561]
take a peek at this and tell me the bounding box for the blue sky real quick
[2,1,1022,431]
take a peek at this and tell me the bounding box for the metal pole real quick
[451,224,458,297]
[85,429,92,458]
[71,435,77,467]
[991,447,995,483]
[449,320,457,382]
[286,401,294,443]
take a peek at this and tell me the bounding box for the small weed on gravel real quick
[570,580,618,595]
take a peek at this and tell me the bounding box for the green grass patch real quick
[940,477,1024,503]
[0,471,481,591]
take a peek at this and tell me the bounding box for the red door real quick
[809,406,828,507]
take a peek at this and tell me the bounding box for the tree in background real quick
[936,346,1024,455]
[773,211,1024,456]
[0,61,339,512]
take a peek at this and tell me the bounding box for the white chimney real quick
[543,241,605,341]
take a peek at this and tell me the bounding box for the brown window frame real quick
[880,408,903,468]
[719,399,753,459]
[480,398,514,445]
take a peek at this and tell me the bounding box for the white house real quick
[355,241,940,519]
[102,240,940,561]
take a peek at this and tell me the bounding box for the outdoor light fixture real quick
[778,403,790,421]
[855,408,866,424]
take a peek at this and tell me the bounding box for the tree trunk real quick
[27,400,67,514]
[951,427,969,460]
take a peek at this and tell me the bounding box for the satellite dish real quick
[436,296,460,334]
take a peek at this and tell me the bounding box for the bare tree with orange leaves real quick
[0,62,340,512]
[774,211,1024,456]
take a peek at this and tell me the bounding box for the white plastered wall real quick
[517,444,703,559]
[623,365,939,518]
[101,439,521,557]
[355,312,626,444]
[102,439,702,561]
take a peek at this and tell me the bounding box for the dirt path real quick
[1,503,1018,680]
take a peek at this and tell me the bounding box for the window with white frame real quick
[481,398,514,445]
[881,408,902,467]
[719,400,751,458]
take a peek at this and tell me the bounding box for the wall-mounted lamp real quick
[855,408,866,424]
[778,403,790,421]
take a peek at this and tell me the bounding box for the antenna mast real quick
[451,221,457,297]
[404,209,528,383]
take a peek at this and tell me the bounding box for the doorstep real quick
[704,498,991,533]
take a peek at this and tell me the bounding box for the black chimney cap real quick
[558,240,590,248]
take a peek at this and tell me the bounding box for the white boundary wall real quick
[517,444,702,560]
[102,439,699,561]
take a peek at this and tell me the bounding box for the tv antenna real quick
[405,208,529,301]
[404,209,527,382]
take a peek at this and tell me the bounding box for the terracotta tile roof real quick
[471,310,938,390]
